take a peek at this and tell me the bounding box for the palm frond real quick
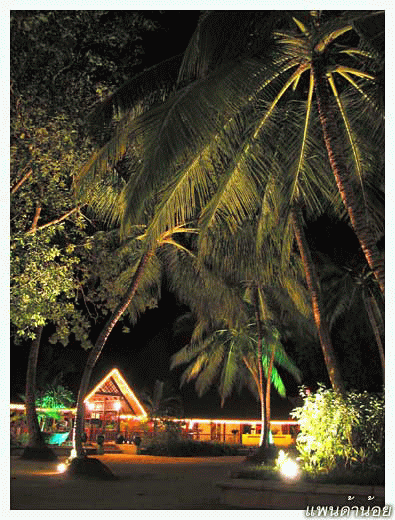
[88,54,184,138]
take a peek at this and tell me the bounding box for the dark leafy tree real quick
[10,10,166,460]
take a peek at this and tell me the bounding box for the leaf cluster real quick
[291,385,384,473]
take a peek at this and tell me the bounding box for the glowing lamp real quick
[57,463,67,473]
[277,449,300,480]
[280,458,300,479]
[114,401,122,411]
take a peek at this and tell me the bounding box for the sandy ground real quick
[10,453,246,510]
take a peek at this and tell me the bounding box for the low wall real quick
[216,478,385,510]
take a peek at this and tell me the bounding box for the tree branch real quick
[11,168,33,194]
[26,205,84,235]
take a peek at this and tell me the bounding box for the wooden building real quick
[10,368,299,447]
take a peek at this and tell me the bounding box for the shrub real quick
[291,385,384,475]
[140,437,239,457]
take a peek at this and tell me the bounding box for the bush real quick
[291,385,384,476]
[140,436,239,457]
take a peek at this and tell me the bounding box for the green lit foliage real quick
[36,385,74,410]
[10,227,92,347]
[291,385,384,474]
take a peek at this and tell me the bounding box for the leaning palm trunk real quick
[291,206,345,395]
[312,60,384,294]
[73,249,154,458]
[364,294,385,384]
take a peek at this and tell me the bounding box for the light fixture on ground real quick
[276,449,300,480]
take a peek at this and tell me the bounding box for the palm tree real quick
[167,222,310,456]
[72,225,197,459]
[76,10,383,411]
[171,318,301,448]
[140,380,184,433]
[81,12,383,284]
[309,13,384,292]
[319,255,384,384]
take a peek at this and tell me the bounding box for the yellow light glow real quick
[70,449,77,459]
[57,463,67,473]
[280,459,300,479]
[277,449,300,480]
[83,368,148,419]
[180,418,298,426]
[9,403,76,413]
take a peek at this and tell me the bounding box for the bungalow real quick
[10,368,299,447]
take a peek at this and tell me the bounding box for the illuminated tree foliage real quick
[77,11,383,400]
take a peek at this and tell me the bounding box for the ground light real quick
[57,450,76,473]
[276,449,300,480]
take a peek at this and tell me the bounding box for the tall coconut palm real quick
[167,227,304,451]
[81,12,383,277]
[76,10,382,406]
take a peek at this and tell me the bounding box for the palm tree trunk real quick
[251,286,266,448]
[291,206,345,395]
[25,325,45,448]
[312,60,384,294]
[73,249,154,457]
[265,345,275,447]
[364,294,385,384]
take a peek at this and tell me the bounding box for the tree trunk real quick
[291,206,345,395]
[73,249,154,458]
[22,327,57,460]
[25,326,45,448]
[245,286,278,464]
[364,293,385,384]
[265,345,275,447]
[312,59,384,294]
[252,286,266,448]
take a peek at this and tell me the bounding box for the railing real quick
[84,429,296,446]
[84,430,242,444]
